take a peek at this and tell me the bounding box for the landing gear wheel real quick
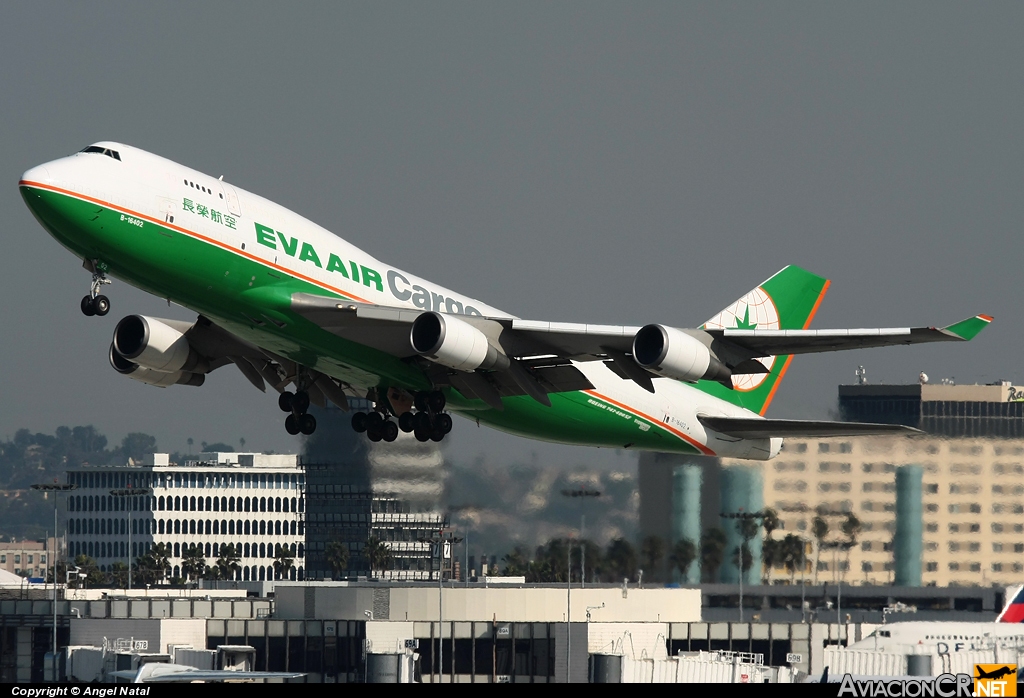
[366,411,384,432]
[93,295,110,316]
[383,421,399,442]
[284,414,300,435]
[367,427,383,442]
[414,392,429,412]
[414,412,432,432]
[351,412,368,433]
[299,413,317,435]
[278,392,295,413]
[292,391,310,415]
[413,426,430,442]
[398,412,416,433]
[430,428,445,442]
[81,295,96,317]
[428,391,446,413]
[436,413,453,435]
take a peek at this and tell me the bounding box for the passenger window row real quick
[184,178,224,199]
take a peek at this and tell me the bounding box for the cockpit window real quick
[80,145,121,161]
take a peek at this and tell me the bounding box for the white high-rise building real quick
[65,452,305,582]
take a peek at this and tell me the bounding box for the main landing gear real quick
[279,389,317,436]
[81,267,112,317]
[351,390,453,443]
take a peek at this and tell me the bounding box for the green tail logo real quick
[696,265,830,415]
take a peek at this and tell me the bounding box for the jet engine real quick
[109,343,205,387]
[410,312,508,371]
[112,315,209,374]
[632,324,731,383]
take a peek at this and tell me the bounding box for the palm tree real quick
[364,536,392,574]
[781,534,807,583]
[761,508,780,538]
[501,547,530,577]
[109,561,130,588]
[640,536,665,582]
[273,545,295,580]
[325,541,349,580]
[841,512,862,583]
[734,516,760,583]
[136,543,171,586]
[811,515,829,584]
[216,543,241,581]
[700,528,727,582]
[180,544,207,583]
[761,507,781,584]
[604,538,637,582]
[535,539,571,583]
[71,554,105,588]
[762,538,782,585]
[669,539,697,583]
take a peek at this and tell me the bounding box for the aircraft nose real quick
[20,164,51,185]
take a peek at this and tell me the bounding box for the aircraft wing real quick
[290,293,991,396]
[291,294,990,360]
[704,314,994,358]
[290,293,992,405]
[697,415,922,439]
[110,663,305,682]
[505,314,994,361]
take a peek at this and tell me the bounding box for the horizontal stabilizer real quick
[698,415,922,439]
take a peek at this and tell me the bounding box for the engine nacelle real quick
[109,344,205,387]
[112,315,208,373]
[410,312,508,371]
[632,324,730,383]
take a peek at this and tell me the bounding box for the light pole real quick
[30,481,77,673]
[419,528,461,683]
[566,536,572,682]
[821,539,855,642]
[110,487,151,590]
[447,505,479,587]
[561,489,600,586]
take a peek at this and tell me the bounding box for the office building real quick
[65,452,305,582]
[302,403,448,581]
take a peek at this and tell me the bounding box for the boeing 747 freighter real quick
[18,142,991,458]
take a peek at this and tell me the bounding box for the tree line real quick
[57,542,297,588]
[489,507,864,584]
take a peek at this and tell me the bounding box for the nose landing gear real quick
[81,264,112,317]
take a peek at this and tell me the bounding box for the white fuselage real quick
[849,622,1024,654]
[21,142,778,459]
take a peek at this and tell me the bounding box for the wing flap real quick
[698,415,922,438]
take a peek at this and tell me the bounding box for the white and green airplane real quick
[19,142,992,459]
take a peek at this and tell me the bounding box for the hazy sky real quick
[2,4,1020,465]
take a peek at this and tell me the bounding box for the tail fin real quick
[997,585,1024,622]
[695,265,829,415]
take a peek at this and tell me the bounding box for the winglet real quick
[942,314,993,341]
